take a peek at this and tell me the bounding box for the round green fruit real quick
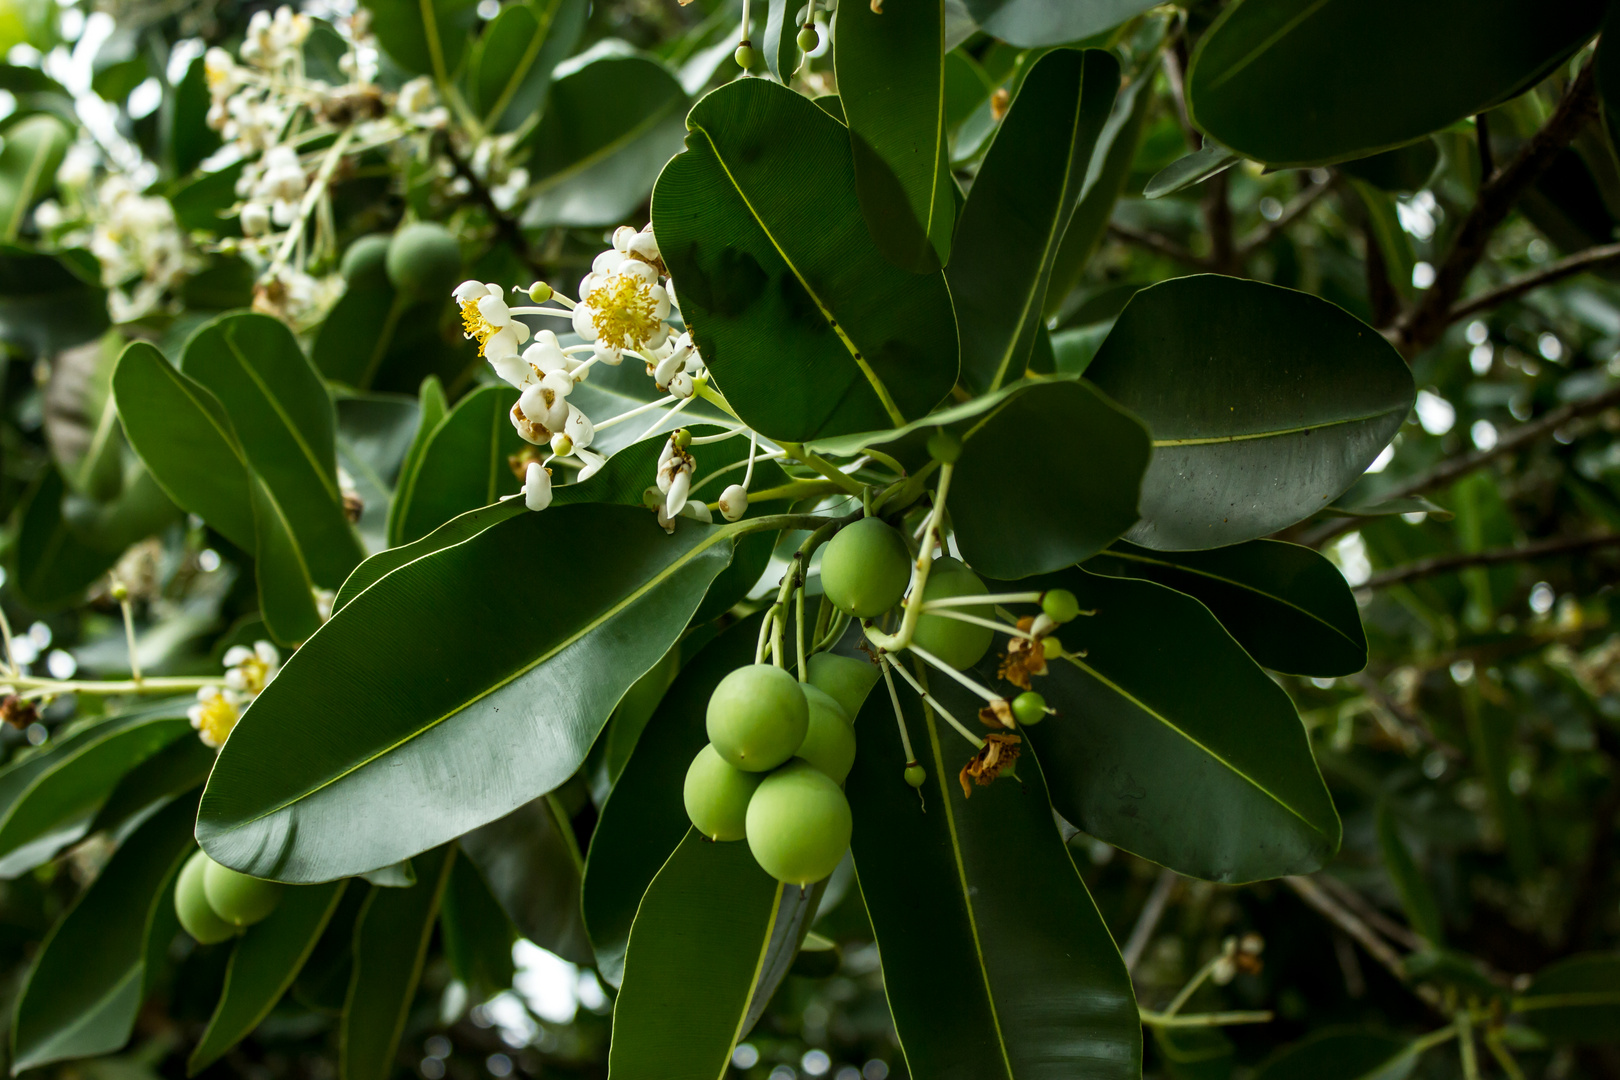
[904,763,926,788]
[684,744,763,841]
[385,221,461,299]
[340,234,391,287]
[806,652,879,718]
[1012,691,1047,726]
[796,25,818,51]
[1042,588,1081,623]
[745,762,852,885]
[175,850,236,944]
[821,517,911,618]
[706,664,809,772]
[795,685,856,783]
[911,557,994,670]
[202,859,284,928]
[734,43,756,69]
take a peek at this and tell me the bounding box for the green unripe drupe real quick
[706,664,809,772]
[904,763,926,788]
[684,744,763,841]
[911,557,994,670]
[806,652,879,718]
[795,685,856,783]
[745,761,852,884]
[821,517,911,618]
[734,43,756,69]
[1042,588,1081,623]
[202,858,284,928]
[340,234,391,287]
[386,221,461,299]
[175,849,237,944]
[796,25,818,51]
[1012,691,1047,727]
[926,428,962,464]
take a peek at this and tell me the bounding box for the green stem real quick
[738,479,845,505]
[12,675,225,699]
[1162,955,1224,1018]
[865,462,955,654]
[779,443,867,497]
[271,124,356,274]
[1483,1030,1526,1080]
[873,458,940,514]
[1457,1009,1480,1080]
[1140,1010,1275,1028]
[694,378,743,422]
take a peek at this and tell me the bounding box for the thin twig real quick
[1107,222,1212,270]
[1123,868,1178,973]
[1284,875,1444,1009]
[1316,874,1425,952]
[1237,177,1334,258]
[1447,241,1620,324]
[1358,533,1620,591]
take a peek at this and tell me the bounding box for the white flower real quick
[260,145,306,203]
[189,686,245,749]
[516,381,569,440]
[223,640,280,694]
[241,201,271,236]
[718,484,749,522]
[455,280,530,361]
[523,461,553,511]
[569,230,673,357]
[397,76,449,128]
[564,404,594,449]
[664,463,692,518]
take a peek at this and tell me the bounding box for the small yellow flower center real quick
[235,656,272,694]
[460,299,496,356]
[196,695,240,747]
[586,273,659,351]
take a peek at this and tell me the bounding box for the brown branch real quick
[1237,177,1334,259]
[1204,168,1237,274]
[1108,221,1212,270]
[1358,533,1620,591]
[1393,63,1599,357]
[1285,876,1444,1010]
[1301,381,1620,548]
[1122,868,1179,974]
[1447,241,1620,324]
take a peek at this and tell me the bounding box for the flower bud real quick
[718,483,749,521]
[523,462,552,511]
[669,371,695,399]
[527,280,553,302]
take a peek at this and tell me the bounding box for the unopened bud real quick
[527,280,553,303]
[718,483,750,522]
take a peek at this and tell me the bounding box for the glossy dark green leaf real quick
[761,0,797,83]
[582,612,763,984]
[523,46,688,227]
[1026,569,1341,882]
[0,703,189,878]
[250,471,323,645]
[1084,539,1366,677]
[948,49,1117,392]
[1376,802,1443,946]
[43,333,123,500]
[470,0,586,132]
[393,383,523,544]
[1143,140,1239,200]
[181,312,362,587]
[336,391,420,553]
[293,885,370,1014]
[189,881,348,1074]
[311,283,409,389]
[169,54,221,176]
[0,245,109,354]
[1085,275,1414,550]
[459,795,592,966]
[11,793,196,1071]
[340,498,526,612]
[1350,182,1416,301]
[198,506,736,881]
[359,0,477,77]
[1339,139,1440,194]
[606,831,786,1079]
[652,76,959,440]
[439,853,518,998]
[961,0,1157,47]
[1518,954,1620,1044]
[835,0,954,273]
[1186,0,1603,167]
[1252,1031,1415,1080]
[384,375,448,547]
[0,114,68,241]
[341,846,455,1080]
[846,654,1140,1080]
[90,735,217,842]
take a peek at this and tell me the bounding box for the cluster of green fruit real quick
[173,848,286,944]
[340,220,461,299]
[684,652,873,886]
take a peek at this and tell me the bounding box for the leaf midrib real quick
[482,0,562,128]
[530,93,682,194]
[220,325,344,504]
[1149,403,1403,446]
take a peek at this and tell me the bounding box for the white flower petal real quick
[523,462,552,511]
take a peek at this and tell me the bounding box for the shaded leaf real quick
[470,0,587,132]
[1252,1031,1415,1080]
[0,245,109,354]
[459,795,592,966]
[392,383,523,545]
[1339,139,1440,194]
[439,854,518,998]
[359,0,477,77]
[1143,140,1240,200]
[961,0,1158,47]
[1518,954,1620,1044]
[0,113,68,241]
[1376,802,1443,945]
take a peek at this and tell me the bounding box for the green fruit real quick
[684,744,763,841]
[1042,588,1081,623]
[796,25,818,51]
[796,685,856,783]
[706,664,809,772]
[385,221,461,299]
[926,428,962,464]
[821,517,911,618]
[1012,691,1047,727]
[904,763,926,788]
[203,858,284,927]
[745,762,852,885]
[734,43,756,69]
[175,850,236,944]
[910,557,994,670]
[340,234,391,287]
[806,652,879,718]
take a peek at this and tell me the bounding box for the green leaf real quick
[1350,181,1416,301]
[470,0,587,132]
[0,113,68,242]
[341,847,455,1080]
[1142,140,1240,200]
[1085,275,1414,550]
[181,312,363,587]
[249,471,323,647]
[188,881,349,1074]
[1153,1027,1234,1080]
[359,0,477,77]
[293,885,371,1014]
[1185,0,1602,167]
[459,795,592,965]
[523,45,689,228]
[1083,539,1367,677]
[197,506,737,881]
[835,0,954,273]
[0,245,109,354]
[11,793,197,1072]
[961,0,1158,47]
[340,498,527,612]
[385,376,448,547]
[1518,954,1620,1044]
[336,390,420,554]
[169,54,222,176]
[44,333,124,500]
[0,703,190,879]
[12,465,177,610]
[761,0,798,83]
[948,49,1117,393]
[1026,569,1341,882]
[652,76,959,440]
[846,654,1140,1080]
[439,853,518,998]
[1375,802,1443,946]
[606,831,786,1079]
[90,736,217,842]
[1339,139,1440,194]
[392,383,523,545]
[1252,1031,1416,1080]
[582,611,764,984]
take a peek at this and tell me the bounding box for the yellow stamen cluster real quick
[587,273,659,351]
[235,656,274,694]
[460,300,495,355]
[195,695,241,747]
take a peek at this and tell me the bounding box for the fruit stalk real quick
[865,462,955,655]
